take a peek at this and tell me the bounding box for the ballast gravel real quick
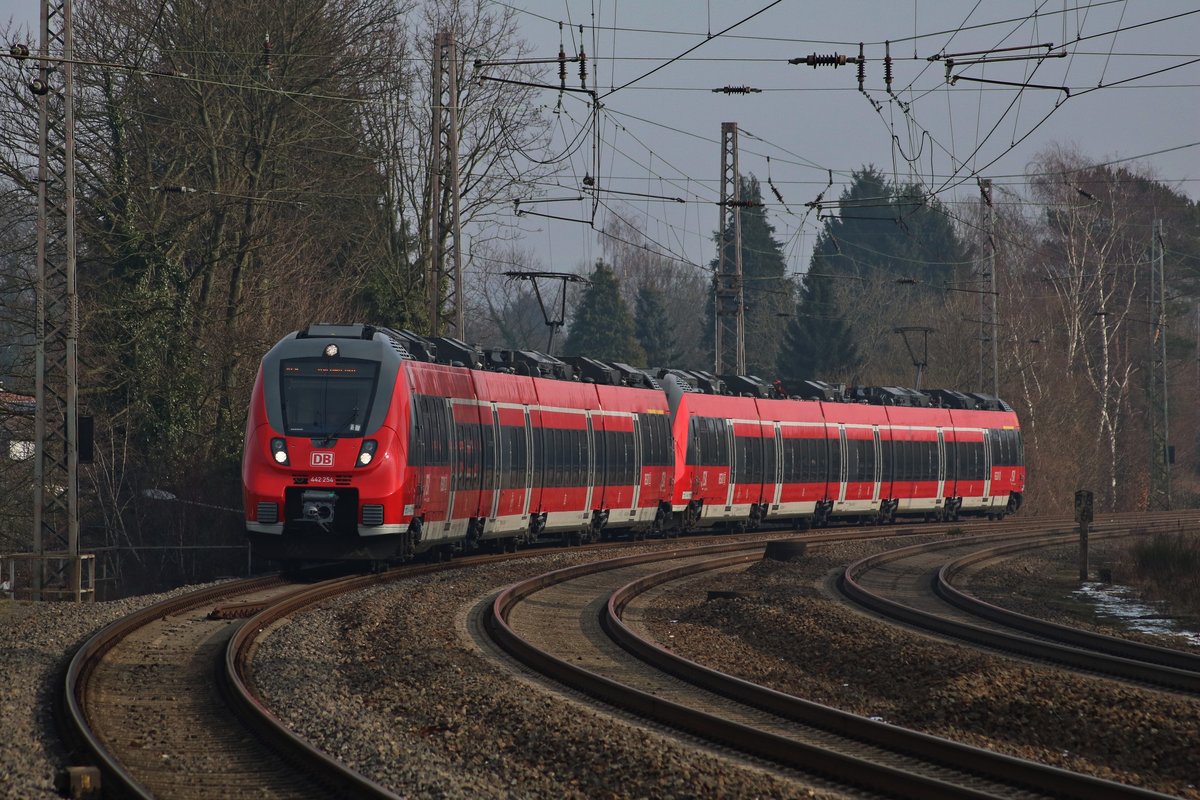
[639,538,1200,799]
[0,581,230,800]
[5,532,1199,799]
[252,547,840,799]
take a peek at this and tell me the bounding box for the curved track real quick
[62,572,406,799]
[486,536,1177,799]
[60,514,1195,798]
[840,513,1200,692]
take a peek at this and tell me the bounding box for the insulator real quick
[578,24,587,89]
[262,33,273,72]
[29,78,48,95]
[10,43,29,59]
[558,44,566,88]
[582,173,594,187]
[884,41,893,90]
[712,85,760,94]
[856,42,865,91]
[790,52,848,68]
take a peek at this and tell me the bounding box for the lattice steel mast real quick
[978,179,998,397]
[31,0,80,600]
[1148,218,1170,510]
[715,122,744,375]
[428,29,463,338]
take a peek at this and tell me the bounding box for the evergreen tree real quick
[781,166,972,385]
[776,272,861,385]
[634,286,678,367]
[810,166,969,286]
[563,261,646,364]
[706,176,793,378]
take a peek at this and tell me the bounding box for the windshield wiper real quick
[320,407,358,447]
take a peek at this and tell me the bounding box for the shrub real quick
[1128,531,1200,618]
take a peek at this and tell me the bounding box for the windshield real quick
[280,358,379,438]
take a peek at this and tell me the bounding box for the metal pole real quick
[716,123,743,374]
[979,179,997,396]
[32,0,79,601]
[428,32,444,337]
[1148,219,1170,510]
[447,36,463,340]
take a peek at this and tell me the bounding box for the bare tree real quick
[597,210,709,369]
[367,0,553,331]
[462,241,556,350]
[1027,146,1163,509]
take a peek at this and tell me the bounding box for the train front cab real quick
[243,325,409,562]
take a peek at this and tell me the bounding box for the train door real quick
[585,413,597,511]
[837,426,848,503]
[871,427,882,503]
[522,409,535,518]
[412,393,450,526]
[982,429,994,504]
[442,400,461,535]
[487,404,501,520]
[936,430,946,501]
[630,414,644,511]
[771,423,783,510]
[724,419,736,511]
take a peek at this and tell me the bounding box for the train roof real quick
[294,324,1012,413]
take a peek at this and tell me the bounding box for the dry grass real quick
[1113,529,1200,620]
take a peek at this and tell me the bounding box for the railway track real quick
[486,531,1180,799]
[840,511,1200,692]
[58,513,1192,798]
[61,571,405,799]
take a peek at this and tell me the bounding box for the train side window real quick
[556,428,567,488]
[603,430,614,486]
[576,427,587,486]
[628,429,637,484]
[880,440,893,484]
[497,425,510,489]
[408,396,424,467]
[710,418,727,466]
[512,425,524,489]
[544,428,553,488]
[763,433,776,486]
[827,434,841,484]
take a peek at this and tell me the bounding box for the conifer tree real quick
[706,176,793,377]
[634,286,678,367]
[563,261,646,364]
[776,271,861,385]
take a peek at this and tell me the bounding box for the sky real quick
[1,0,1197,281]
[494,0,1200,279]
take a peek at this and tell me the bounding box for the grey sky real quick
[2,0,1196,279]
[501,1,1200,278]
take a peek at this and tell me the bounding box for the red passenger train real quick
[242,324,1024,564]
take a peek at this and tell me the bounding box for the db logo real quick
[310,451,335,467]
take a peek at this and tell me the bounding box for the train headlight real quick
[356,439,377,467]
[324,343,339,357]
[270,438,290,465]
